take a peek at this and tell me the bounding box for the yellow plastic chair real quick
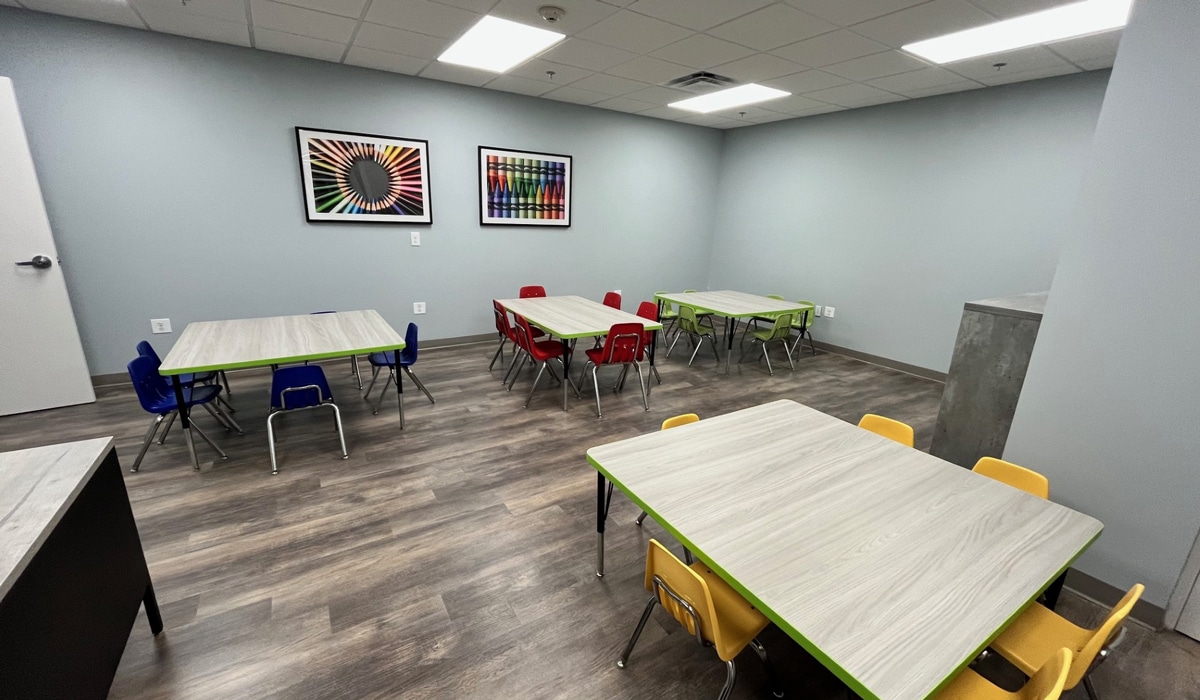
[857,414,914,447]
[635,414,699,527]
[934,648,1072,700]
[618,540,782,700]
[990,584,1144,700]
[973,457,1050,499]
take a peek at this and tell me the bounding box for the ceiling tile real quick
[137,9,251,46]
[708,4,836,51]
[771,29,889,67]
[434,0,499,11]
[977,63,1080,86]
[568,72,648,95]
[902,80,984,99]
[711,53,807,82]
[717,104,785,120]
[626,0,771,31]
[743,110,796,124]
[823,50,930,81]
[592,95,656,112]
[787,102,846,116]
[483,74,558,96]
[132,0,248,24]
[677,113,740,128]
[345,46,429,74]
[637,105,685,119]
[353,22,447,59]
[763,94,835,114]
[1047,29,1122,64]
[508,58,592,84]
[622,84,692,104]
[850,0,995,49]
[365,0,481,39]
[577,10,693,53]
[540,38,636,71]
[542,85,610,105]
[20,0,144,27]
[605,55,692,84]
[761,69,850,94]
[272,0,368,19]
[418,60,495,85]
[782,0,928,27]
[967,0,1069,19]
[251,0,358,42]
[804,82,905,107]
[254,27,347,61]
[596,0,636,6]
[865,66,979,95]
[489,0,620,34]
[942,45,1072,81]
[649,34,755,69]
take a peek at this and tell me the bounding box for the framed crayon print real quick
[296,127,432,224]
[479,146,572,227]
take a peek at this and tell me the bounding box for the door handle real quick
[14,255,53,269]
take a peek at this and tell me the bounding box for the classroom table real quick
[496,295,664,411]
[586,400,1103,700]
[159,310,405,471]
[655,291,810,373]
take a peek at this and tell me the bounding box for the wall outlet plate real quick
[151,318,172,334]
[410,231,421,246]
[814,306,823,317]
[413,302,426,314]
[824,306,835,318]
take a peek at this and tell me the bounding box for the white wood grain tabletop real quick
[0,437,113,598]
[497,295,663,339]
[159,310,405,375]
[655,290,809,318]
[587,400,1103,700]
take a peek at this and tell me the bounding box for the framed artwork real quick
[479,146,572,227]
[295,127,431,224]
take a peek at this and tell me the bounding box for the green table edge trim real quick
[653,294,814,320]
[588,454,1103,700]
[159,343,405,376]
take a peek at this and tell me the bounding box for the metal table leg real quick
[143,583,164,635]
[561,337,572,411]
[394,352,406,429]
[171,375,201,471]
[596,471,613,577]
[725,316,737,375]
[648,322,658,394]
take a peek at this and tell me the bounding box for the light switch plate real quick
[824,306,835,318]
[151,318,172,334]
[413,302,426,314]
[410,231,421,246]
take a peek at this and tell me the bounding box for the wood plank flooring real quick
[0,338,1195,699]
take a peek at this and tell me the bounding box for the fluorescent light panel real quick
[669,84,790,114]
[438,16,564,73]
[903,0,1131,64]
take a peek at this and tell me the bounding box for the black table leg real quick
[1043,572,1068,610]
[143,584,164,635]
[596,471,609,577]
[393,352,405,429]
[725,316,736,374]
[171,375,200,470]
[561,338,572,411]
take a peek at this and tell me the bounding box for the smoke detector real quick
[538,6,565,23]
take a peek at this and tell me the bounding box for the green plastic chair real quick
[667,306,721,366]
[656,290,679,338]
[739,294,786,343]
[787,301,817,359]
[739,313,794,375]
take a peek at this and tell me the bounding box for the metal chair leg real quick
[488,336,506,370]
[351,355,362,390]
[591,365,603,417]
[762,342,774,376]
[634,362,649,411]
[267,411,281,474]
[373,371,393,414]
[688,336,705,366]
[155,411,177,445]
[201,402,235,432]
[329,403,349,460]
[636,511,648,526]
[524,362,549,408]
[189,422,228,461]
[216,394,237,414]
[782,339,795,371]
[749,638,784,698]
[220,370,231,397]
[617,597,658,668]
[651,364,662,384]
[364,366,381,398]
[212,402,244,434]
[130,414,167,472]
[506,353,528,391]
[718,660,737,700]
[1084,675,1100,700]
[403,366,435,404]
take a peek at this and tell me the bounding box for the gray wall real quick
[708,72,1109,374]
[0,8,722,375]
[1004,0,1200,608]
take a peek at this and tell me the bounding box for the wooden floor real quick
[1,339,1196,699]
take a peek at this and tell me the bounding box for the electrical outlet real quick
[413,302,426,315]
[410,231,421,246]
[824,306,836,319]
[151,318,172,334]
[814,306,823,317]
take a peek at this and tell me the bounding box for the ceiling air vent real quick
[663,71,736,94]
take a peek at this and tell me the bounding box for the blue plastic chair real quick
[127,354,242,472]
[267,364,348,475]
[363,322,435,413]
[137,340,235,414]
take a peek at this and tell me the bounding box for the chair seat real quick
[751,326,783,342]
[529,339,565,358]
[933,666,1019,700]
[690,561,769,661]
[990,603,1091,677]
[584,345,636,364]
[144,384,221,414]
[368,351,397,367]
[271,365,334,410]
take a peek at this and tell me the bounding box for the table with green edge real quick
[497,295,663,412]
[158,309,405,471]
[587,399,1102,700]
[655,291,813,374]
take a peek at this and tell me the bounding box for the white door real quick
[0,77,95,416]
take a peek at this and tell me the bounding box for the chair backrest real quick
[135,340,162,364]
[400,322,419,365]
[512,315,533,352]
[602,291,621,310]
[678,305,702,333]
[765,313,794,340]
[655,291,675,315]
[519,285,546,298]
[493,300,512,337]
[597,323,644,365]
[662,413,699,430]
[271,365,332,410]
[644,539,722,651]
[1068,584,1144,688]
[1020,648,1073,700]
[516,316,557,361]
[795,300,816,329]
[635,301,658,350]
[127,355,170,413]
[973,457,1050,499]
[858,414,914,447]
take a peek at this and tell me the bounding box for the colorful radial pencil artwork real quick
[479,146,572,227]
[296,127,432,224]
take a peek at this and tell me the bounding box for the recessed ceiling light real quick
[903,0,1132,64]
[438,16,565,73]
[669,84,790,114]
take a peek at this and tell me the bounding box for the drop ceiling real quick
[6,0,1122,128]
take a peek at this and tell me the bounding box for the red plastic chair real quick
[512,316,576,408]
[519,285,547,298]
[579,322,648,417]
[602,291,622,310]
[635,301,663,386]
